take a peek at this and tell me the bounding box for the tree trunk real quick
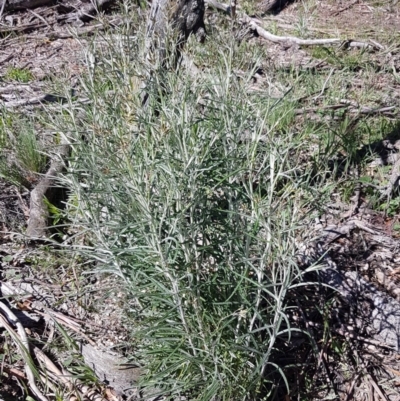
[145,0,206,67]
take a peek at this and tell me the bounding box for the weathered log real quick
[145,0,206,67]
[172,0,206,44]
[26,138,70,239]
[81,344,141,396]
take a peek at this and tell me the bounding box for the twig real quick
[230,0,236,19]
[313,68,334,102]
[0,21,47,33]
[368,373,388,401]
[0,0,6,22]
[0,53,12,64]
[296,301,337,393]
[2,94,67,108]
[34,308,97,346]
[247,18,380,49]
[0,302,49,401]
[332,0,360,16]
[27,9,51,27]
[34,17,123,40]
[205,0,383,50]
[344,372,362,401]
[380,154,400,209]
[294,102,397,117]
[32,346,71,388]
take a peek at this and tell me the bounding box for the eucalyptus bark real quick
[145,0,206,67]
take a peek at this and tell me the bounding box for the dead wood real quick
[247,16,382,49]
[2,94,67,108]
[81,343,141,396]
[145,0,205,68]
[142,0,205,106]
[0,282,42,326]
[0,0,53,11]
[380,155,400,203]
[205,0,383,50]
[26,137,69,239]
[0,21,48,33]
[0,302,49,401]
[61,0,112,22]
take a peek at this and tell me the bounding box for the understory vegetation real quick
[1,0,400,400]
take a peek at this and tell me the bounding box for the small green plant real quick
[43,197,64,226]
[379,197,400,216]
[16,130,46,173]
[4,67,34,83]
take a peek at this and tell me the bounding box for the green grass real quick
[0,114,46,187]
[4,67,34,83]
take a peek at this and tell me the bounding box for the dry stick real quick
[2,94,63,108]
[27,9,51,27]
[352,345,389,401]
[380,155,400,211]
[296,301,337,395]
[33,346,71,388]
[34,308,97,346]
[294,103,397,116]
[0,0,6,21]
[248,18,380,49]
[0,21,47,33]
[344,372,362,401]
[368,376,389,401]
[0,303,49,401]
[230,0,236,19]
[0,53,12,63]
[33,346,105,401]
[332,0,360,16]
[205,0,382,49]
[2,366,26,380]
[312,68,334,102]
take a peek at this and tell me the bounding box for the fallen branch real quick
[380,154,400,204]
[294,102,397,117]
[0,0,52,11]
[0,21,48,33]
[60,0,111,22]
[34,17,124,40]
[205,0,383,50]
[26,136,70,239]
[332,0,360,16]
[246,17,381,49]
[2,94,67,108]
